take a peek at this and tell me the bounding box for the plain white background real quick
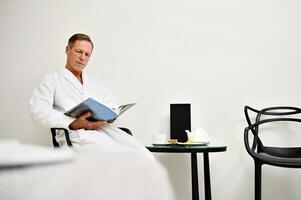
[1,0,301,199]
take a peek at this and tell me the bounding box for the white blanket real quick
[0,142,175,200]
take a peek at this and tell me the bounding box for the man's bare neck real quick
[65,66,83,84]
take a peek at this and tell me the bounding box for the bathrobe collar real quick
[59,67,87,87]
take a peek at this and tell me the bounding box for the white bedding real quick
[0,142,175,200]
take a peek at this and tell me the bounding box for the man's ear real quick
[65,46,70,54]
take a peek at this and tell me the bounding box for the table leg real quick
[191,152,199,200]
[203,152,211,200]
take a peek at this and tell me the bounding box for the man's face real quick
[65,40,93,74]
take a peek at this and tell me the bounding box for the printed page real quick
[118,103,137,116]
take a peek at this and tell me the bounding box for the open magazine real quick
[64,98,136,121]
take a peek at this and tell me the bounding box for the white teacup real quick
[152,134,168,144]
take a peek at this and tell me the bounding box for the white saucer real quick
[177,141,209,146]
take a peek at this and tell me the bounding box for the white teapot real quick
[185,128,211,143]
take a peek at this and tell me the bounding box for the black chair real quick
[244,106,301,200]
[51,127,132,148]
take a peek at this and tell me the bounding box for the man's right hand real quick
[68,112,107,130]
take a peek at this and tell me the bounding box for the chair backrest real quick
[244,106,301,157]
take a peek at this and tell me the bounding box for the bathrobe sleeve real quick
[29,74,75,129]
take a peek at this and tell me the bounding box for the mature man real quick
[29,34,176,200]
[30,33,147,153]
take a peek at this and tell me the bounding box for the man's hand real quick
[69,112,107,130]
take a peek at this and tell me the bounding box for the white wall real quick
[1,0,301,199]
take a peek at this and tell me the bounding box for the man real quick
[30,33,147,154]
[29,34,176,199]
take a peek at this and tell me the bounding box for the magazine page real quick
[118,103,137,116]
[65,98,118,121]
[65,99,137,121]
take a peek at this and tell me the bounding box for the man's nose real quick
[79,53,86,60]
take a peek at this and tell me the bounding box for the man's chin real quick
[75,65,85,71]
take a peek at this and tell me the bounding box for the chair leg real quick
[254,161,262,200]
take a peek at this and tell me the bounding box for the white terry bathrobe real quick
[28,68,176,200]
[30,68,149,155]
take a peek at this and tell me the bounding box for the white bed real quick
[0,141,175,200]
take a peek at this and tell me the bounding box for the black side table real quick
[146,145,227,200]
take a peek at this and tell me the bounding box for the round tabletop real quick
[146,144,227,153]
